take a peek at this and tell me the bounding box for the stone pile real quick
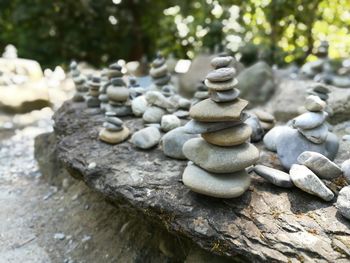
[99,111,130,144]
[128,76,145,99]
[130,126,161,149]
[264,96,338,170]
[307,83,330,102]
[150,53,171,89]
[70,61,88,102]
[142,91,175,124]
[253,109,275,131]
[181,55,259,198]
[106,63,132,116]
[98,69,109,110]
[86,76,101,108]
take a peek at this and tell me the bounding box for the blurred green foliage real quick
[1,0,349,68]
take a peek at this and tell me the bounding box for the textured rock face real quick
[52,100,350,262]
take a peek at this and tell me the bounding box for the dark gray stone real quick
[253,165,293,188]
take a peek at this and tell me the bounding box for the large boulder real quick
[0,80,50,113]
[49,100,350,262]
[237,61,276,106]
[0,58,43,81]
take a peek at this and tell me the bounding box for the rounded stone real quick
[161,127,198,160]
[297,151,342,179]
[305,95,326,112]
[146,91,175,109]
[130,126,161,149]
[205,78,238,91]
[210,56,233,69]
[142,106,166,123]
[105,116,123,126]
[201,123,252,147]
[254,109,275,123]
[99,127,130,144]
[341,160,350,183]
[131,96,148,117]
[263,126,289,152]
[111,77,126,86]
[292,111,327,130]
[152,57,166,68]
[336,186,350,220]
[189,98,248,122]
[253,165,293,188]
[183,138,259,173]
[107,86,129,102]
[206,68,236,82]
[103,122,122,131]
[182,162,251,198]
[154,74,171,86]
[150,64,167,78]
[183,119,244,134]
[289,164,334,201]
[161,114,181,132]
[209,88,240,103]
[298,123,328,144]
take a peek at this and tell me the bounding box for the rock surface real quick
[52,100,350,262]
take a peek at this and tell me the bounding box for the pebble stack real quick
[264,95,339,170]
[150,53,171,88]
[307,83,330,102]
[106,63,132,116]
[128,77,144,99]
[70,61,88,102]
[86,76,101,108]
[253,109,275,131]
[99,69,110,110]
[99,111,130,144]
[292,95,328,144]
[142,91,176,124]
[181,56,259,198]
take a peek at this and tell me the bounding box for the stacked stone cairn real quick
[253,109,275,131]
[106,63,132,116]
[181,55,259,198]
[307,82,330,102]
[128,76,145,99]
[150,53,171,90]
[99,111,130,144]
[70,61,88,102]
[99,69,110,111]
[264,95,339,170]
[86,76,101,108]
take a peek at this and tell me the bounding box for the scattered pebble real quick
[88,162,96,170]
[54,233,66,240]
